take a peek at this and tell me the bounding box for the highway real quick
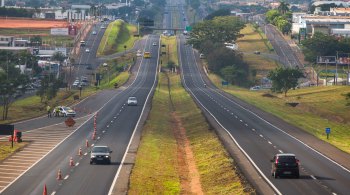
[178,33,350,194]
[1,33,160,194]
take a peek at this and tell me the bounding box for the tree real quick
[301,32,342,62]
[278,1,290,15]
[36,75,63,103]
[187,16,245,49]
[266,10,280,23]
[0,51,30,120]
[51,52,66,66]
[205,8,231,20]
[344,92,350,106]
[267,67,304,97]
[30,36,42,47]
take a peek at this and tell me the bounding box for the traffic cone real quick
[78,147,82,156]
[57,169,62,180]
[43,184,47,195]
[69,157,75,166]
[92,131,96,140]
[85,139,89,147]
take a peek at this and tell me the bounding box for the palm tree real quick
[278,1,290,15]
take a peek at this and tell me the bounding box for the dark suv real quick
[90,146,112,164]
[271,153,299,178]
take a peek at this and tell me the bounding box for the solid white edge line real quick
[107,35,160,195]
[1,32,150,195]
[310,175,316,180]
[64,175,69,180]
[179,36,283,195]
[51,191,56,195]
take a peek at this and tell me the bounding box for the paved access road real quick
[1,35,160,195]
[178,35,350,195]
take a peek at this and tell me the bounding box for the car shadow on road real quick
[111,162,134,166]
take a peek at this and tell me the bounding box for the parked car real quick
[52,106,76,117]
[90,146,112,164]
[271,153,300,178]
[250,86,261,91]
[127,96,138,106]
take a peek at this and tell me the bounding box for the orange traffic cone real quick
[85,139,89,147]
[92,131,96,140]
[69,157,75,166]
[43,184,47,195]
[57,169,62,180]
[78,147,82,156]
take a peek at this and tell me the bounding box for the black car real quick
[271,153,300,178]
[90,146,112,164]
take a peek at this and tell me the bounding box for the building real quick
[292,12,350,37]
[0,35,14,47]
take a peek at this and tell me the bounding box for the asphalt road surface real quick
[178,35,350,195]
[1,35,160,195]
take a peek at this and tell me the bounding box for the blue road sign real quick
[222,81,229,86]
[325,127,331,134]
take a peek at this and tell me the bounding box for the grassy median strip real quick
[97,20,138,56]
[0,142,28,161]
[129,36,250,194]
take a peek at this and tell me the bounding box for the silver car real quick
[127,97,138,106]
[90,146,112,164]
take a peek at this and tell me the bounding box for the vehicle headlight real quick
[105,155,110,158]
[91,155,96,158]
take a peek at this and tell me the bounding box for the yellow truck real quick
[144,52,151,58]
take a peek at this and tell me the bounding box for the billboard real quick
[51,28,69,36]
[317,56,336,64]
[337,53,350,65]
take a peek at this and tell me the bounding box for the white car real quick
[52,106,76,117]
[85,48,90,53]
[136,49,142,57]
[199,53,205,59]
[92,31,97,35]
[152,42,157,46]
[127,97,138,106]
[72,80,80,87]
[250,86,261,91]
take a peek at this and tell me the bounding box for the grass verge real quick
[206,22,350,153]
[129,35,250,194]
[97,20,138,56]
[0,141,28,161]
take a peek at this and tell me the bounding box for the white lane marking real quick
[179,41,282,195]
[310,175,316,180]
[259,134,263,138]
[252,128,255,131]
[108,36,160,195]
[107,125,109,128]
[114,117,117,119]
[102,131,106,133]
[111,121,113,123]
[64,175,69,180]
[84,153,87,156]
[234,116,238,118]
[75,163,79,166]
[231,113,234,115]
[239,120,243,122]
[245,124,248,126]
[274,146,277,148]
[279,150,283,153]
[268,141,272,144]
[51,191,56,195]
[91,144,94,147]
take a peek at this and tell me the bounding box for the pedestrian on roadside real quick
[55,106,60,117]
[47,105,51,118]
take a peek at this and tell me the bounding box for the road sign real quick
[0,124,14,135]
[325,127,331,139]
[185,26,192,31]
[222,81,229,86]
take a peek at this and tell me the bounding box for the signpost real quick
[0,124,14,148]
[325,127,331,139]
[222,81,229,86]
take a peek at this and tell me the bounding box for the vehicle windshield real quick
[129,97,136,100]
[278,156,296,163]
[92,147,109,153]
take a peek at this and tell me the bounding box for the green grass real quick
[0,141,28,161]
[160,35,179,67]
[97,21,138,56]
[115,23,138,52]
[205,22,350,154]
[129,36,249,194]
[0,87,97,124]
[0,28,49,35]
[209,73,350,153]
[41,35,74,47]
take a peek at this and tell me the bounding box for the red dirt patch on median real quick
[0,17,69,29]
